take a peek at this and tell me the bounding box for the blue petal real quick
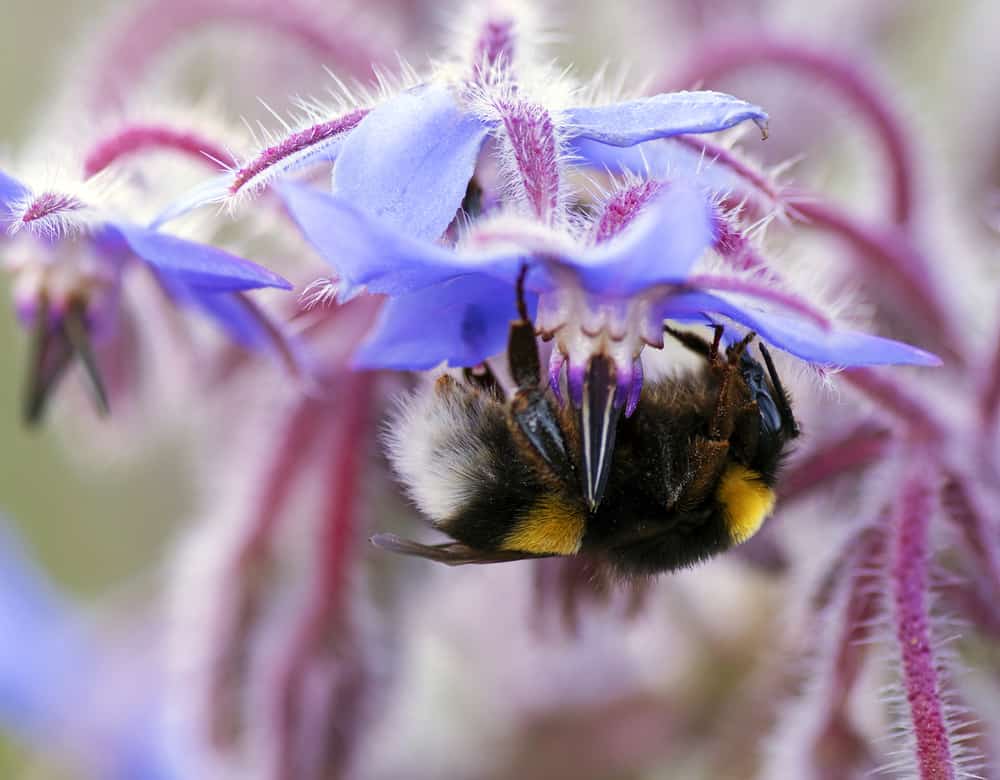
[110,224,292,292]
[0,169,29,212]
[569,137,752,197]
[277,181,524,297]
[353,276,535,369]
[0,517,92,739]
[566,91,767,147]
[662,292,942,366]
[331,83,490,241]
[572,183,714,295]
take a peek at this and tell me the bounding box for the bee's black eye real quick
[739,351,782,434]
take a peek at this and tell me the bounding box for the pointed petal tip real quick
[116,222,292,293]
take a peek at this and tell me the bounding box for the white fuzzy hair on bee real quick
[383,375,502,523]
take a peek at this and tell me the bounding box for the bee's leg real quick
[726,330,756,361]
[463,362,502,397]
[675,437,730,511]
[507,265,542,390]
[507,266,578,486]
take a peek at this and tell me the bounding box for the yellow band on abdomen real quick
[716,464,776,544]
[502,494,585,555]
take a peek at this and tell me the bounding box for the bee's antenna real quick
[758,342,799,438]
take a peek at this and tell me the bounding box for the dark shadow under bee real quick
[377,282,800,577]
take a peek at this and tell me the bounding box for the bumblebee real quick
[375,276,800,575]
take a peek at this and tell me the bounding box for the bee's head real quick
[737,342,800,469]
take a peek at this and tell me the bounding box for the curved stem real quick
[977,310,1000,432]
[778,423,892,503]
[272,373,374,780]
[670,143,962,363]
[207,401,322,748]
[841,368,947,442]
[88,0,390,112]
[790,197,963,364]
[83,124,236,178]
[940,474,1000,598]
[666,37,917,226]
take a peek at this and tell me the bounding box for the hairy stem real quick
[83,124,236,178]
[272,373,374,780]
[779,423,892,503]
[890,472,956,780]
[667,37,917,225]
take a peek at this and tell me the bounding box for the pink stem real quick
[666,37,917,226]
[83,124,236,178]
[669,143,961,362]
[802,526,883,774]
[89,0,390,112]
[686,274,832,329]
[207,400,323,748]
[273,373,373,780]
[978,312,1000,432]
[841,368,947,442]
[229,109,369,198]
[938,577,1000,641]
[789,197,962,363]
[778,423,892,503]
[890,472,956,780]
[674,135,780,208]
[939,475,1000,597]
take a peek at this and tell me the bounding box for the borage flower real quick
[0,167,290,422]
[278,173,938,486]
[154,0,769,243]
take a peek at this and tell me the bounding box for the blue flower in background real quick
[0,168,291,421]
[0,516,177,779]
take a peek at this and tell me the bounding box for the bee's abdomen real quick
[388,377,584,555]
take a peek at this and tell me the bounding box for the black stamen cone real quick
[578,354,623,512]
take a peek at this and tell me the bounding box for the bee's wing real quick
[370,533,553,566]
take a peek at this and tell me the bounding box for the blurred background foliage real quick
[1,1,182,604]
[2,1,999,777]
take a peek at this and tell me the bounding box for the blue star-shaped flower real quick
[1,168,291,420]
[278,178,940,379]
